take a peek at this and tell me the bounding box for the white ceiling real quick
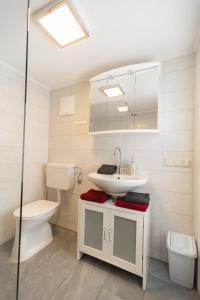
[1,0,200,90]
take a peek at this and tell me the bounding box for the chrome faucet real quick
[114,146,122,176]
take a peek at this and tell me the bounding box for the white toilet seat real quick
[13,200,59,220]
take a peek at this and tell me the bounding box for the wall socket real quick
[164,159,191,168]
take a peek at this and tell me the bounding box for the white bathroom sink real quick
[88,172,148,196]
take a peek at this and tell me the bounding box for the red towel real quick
[80,189,110,203]
[116,199,149,212]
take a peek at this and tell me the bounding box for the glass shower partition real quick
[0,1,29,299]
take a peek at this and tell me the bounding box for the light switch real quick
[164,159,191,168]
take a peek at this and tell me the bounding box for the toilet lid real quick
[14,200,59,219]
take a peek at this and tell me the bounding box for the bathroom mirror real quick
[89,62,160,134]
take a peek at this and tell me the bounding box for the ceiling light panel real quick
[34,1,89,47]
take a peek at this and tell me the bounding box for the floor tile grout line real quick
[94,267,112,300]
[19,237,79,299]
[19,232,76,283]
[0,268,17,285]
[49,258,81,300]
[0,265,17,284]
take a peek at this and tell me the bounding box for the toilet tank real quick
[46,163,74,190]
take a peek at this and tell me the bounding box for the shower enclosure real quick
[0,0,29,299]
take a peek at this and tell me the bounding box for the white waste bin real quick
[167,231,197,289]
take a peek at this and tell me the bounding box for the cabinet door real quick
[109,210,143,275]
[79,202,107,259]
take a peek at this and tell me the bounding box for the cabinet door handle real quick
[103,228,107,241]
[108,229,112,242]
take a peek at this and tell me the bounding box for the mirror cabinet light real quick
[100,84,125,98]
[33,0,89,47]
[117,106,129,113]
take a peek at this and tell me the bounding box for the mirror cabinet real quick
[89,62,160,134]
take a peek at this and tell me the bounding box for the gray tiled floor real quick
[0,226,200,300]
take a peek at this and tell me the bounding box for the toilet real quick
[11,163,74,262]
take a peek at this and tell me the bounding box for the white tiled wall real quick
[0,63,24,244]
[194,41,200,292]
[49,82,93,231]
[160,54,194,261]
[49,54,194,261]
[23,81,50,205]
[0,62,50,245]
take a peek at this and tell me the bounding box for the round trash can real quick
[167,231,197,289]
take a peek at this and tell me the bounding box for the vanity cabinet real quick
[77,199,150,290]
